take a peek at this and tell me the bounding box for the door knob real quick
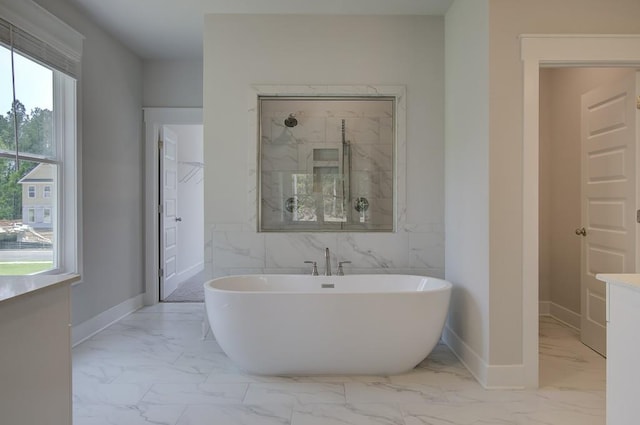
[175,217,182,222]
[575,227,586,236]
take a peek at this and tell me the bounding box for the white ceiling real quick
[68,0,454,60]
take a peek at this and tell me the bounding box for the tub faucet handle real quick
[337,261,351,276]
[304,261,319,276]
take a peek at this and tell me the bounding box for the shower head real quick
[284,114,298,128]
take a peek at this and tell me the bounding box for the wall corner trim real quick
[72,293,144,346]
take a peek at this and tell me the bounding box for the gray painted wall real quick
[143,60,203,107]
[34,0,144,326]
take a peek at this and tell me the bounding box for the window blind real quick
[0,16,80,79]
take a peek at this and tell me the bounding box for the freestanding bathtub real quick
[204,274,452,376]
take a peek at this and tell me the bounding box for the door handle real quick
[575,227,586,236]
[175,217,182,222]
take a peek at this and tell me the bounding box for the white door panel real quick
[160,126,179,299]
[580,71,638,356]
[587,200,625,231]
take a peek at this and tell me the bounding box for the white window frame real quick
[52,71,80,275]
[28,185,35,198]
[43,185,51,198]
[0,0,83,277]
[27,207,35,223]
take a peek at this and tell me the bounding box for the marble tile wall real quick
[208,226,444,279]
[204,85,443,279]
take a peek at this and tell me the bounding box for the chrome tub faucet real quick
[324,247,331,276]
[337,261,351,276]
[307,249,350,276]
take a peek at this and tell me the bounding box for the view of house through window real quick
[0,45,57,275]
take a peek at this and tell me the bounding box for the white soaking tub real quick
[204,274,452,376]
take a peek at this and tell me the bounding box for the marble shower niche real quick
[259,96,395,232]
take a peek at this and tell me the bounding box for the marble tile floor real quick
[163,271,207,302]
[73,304,606,425]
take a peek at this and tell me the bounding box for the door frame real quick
[521,34,640,388]
[143,108,203,305]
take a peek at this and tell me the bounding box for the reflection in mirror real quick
[259,96,394,232]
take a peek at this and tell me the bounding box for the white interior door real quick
[160,126,180,299]
[579,71,639,356]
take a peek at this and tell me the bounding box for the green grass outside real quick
[0,262,54,275]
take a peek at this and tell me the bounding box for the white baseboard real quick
[539,300,551,315]
[539,301,581,331]
[442,325,525,389]
[549,302,581,330]
[442,324,488,386]
[443,302,580,390]
[484,364,526,389]
[176,261,204,284]
[72,294,144,346]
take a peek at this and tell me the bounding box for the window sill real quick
[0,273,80,303]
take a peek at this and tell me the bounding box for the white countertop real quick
[0,274,80,303]
[596,273,640,291]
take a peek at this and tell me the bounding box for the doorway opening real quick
[538,67,637,389]
[143,108,204,305]
[159,124,204,301]
[521,35,640,388]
